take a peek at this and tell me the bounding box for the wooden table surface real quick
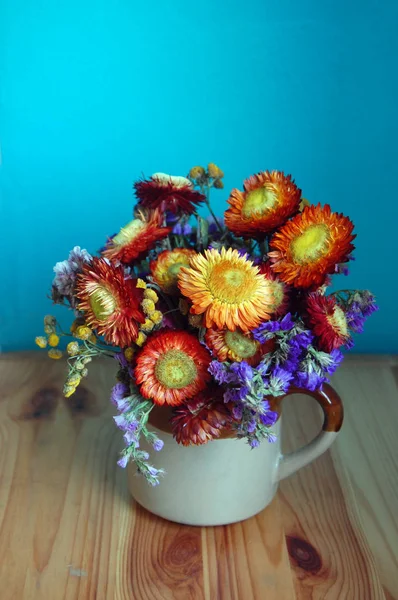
[0,353,397,599]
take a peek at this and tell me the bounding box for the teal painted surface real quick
[0,1,396,352]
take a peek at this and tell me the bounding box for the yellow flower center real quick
[269,280,284,311]
[290,224,330,263]
[327,306,348,337]
[242,186,278,217]
[224,330,258,359]
[208,262,257,304]
[90,285,117,321]
[168,262,186,277]
[112,219,145,247]
[155,350,197,389]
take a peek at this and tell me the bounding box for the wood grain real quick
[0,353,397,599]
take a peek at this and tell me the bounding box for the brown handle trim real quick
[286,383,344,432]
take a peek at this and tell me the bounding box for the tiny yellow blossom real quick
[67,373,81,387]
[82,356,92,365]
[67,341,80,356]
[81,368,88,377]
[144,288,159,303]
[149,310,163,325]
[141,299,156,315]
[35,336,47,349]
[136,278,147,289]
[75,325,92,340]
[75,360,85,371]
[63,385,76,398]
[70,317,85,334]
[48,349,63,360]
[124,347,135,362]
[135,332,147,347]
[207,163,224,179]
[48,333,60,347]
[44,325,54,335]
[141,318,155,333]
[189,166,206,179]
[213,179,224,189]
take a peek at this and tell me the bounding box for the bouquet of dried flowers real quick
[36,165,377,485]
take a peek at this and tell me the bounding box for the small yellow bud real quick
[82,356,92,365]
[44,324,54,335]
[48,333,60,347]
[207,163,224,179]
[149,310,163,325]
[75,326,92,340]
[70,317,85,334]
[48,349,63,360]
[35,336,47,349]
[141,318,155,333]
[67,341,80,356]
[189,166,206,179]
[67,374,81,387]
[143,288,159,303]
[135,332,147,347]
[81,368,88,377]
[124,347,135,362]
[75,360,85,371]
[44,315,56,327]
[213,178,224,189]
[141,299,156,315]
[136,278,147,289]
[64,385,76,398]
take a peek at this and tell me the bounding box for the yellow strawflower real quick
[64,385,76,398]
[141,318,155,333]
[135,332,147,347]
[48,349,63,360]
[35,336,47,349]
[48,333,60,347]
[136,278,147,289]
[67,374,81,387]
[75,325,92,340]
[141,299,156,315]
[67,341,80,356]
[143,288,159,303]
[149,310,163,325]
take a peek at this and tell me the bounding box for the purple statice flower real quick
[223,386,249,404]
[123,430,140,447]
[354,291,378,317]
[113,414,139,432]
[165,211,179,225]
[346,307,365,333]
[282,330,314,371]
[117,455,129,469]
[208,216,224,235]
[279,313,295,331]
[250,439,260,448]
[247,420,257,433]
[268,433,278,443]
[294,370,328,392]
[115,351,129,369]
[230,361,253,383]
[323,348,344,375]
[52,246,92,297]
[209,361,230,384]
[173,222,192,235]
[270,366,294,394]
[152,438,164,452]
[232,404,243,420]
[110,382,129,405]
[253,313,295,343]
[114,397,131,413]
[260,411,278,427]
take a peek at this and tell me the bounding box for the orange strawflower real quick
[205,328,275,366]
[134,330,211,406]
[150,248,196,294]
[102,209,170,265]
[269,204,355,288]
[178,248,274,332]
[76,258,145,347]
[224,171,301,238]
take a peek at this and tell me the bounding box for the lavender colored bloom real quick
[294,370,328,392]
[165,211,179,225]
[117,455,129,468]
[52,246,92,297]
[232,404,243,420]
[115,351,129,368]
[115,397,131,413]
[268,433,277,443]
[247,420,257,433]
[113,414,139,432]
[260,399,270,412]
[147,465,161,477]
[250,439,260,448]
[208,216,224,234]
[123,431,140,447]
[224,387,246,404]
[110,382,129,405]
[230,361,253,382]
[173,222,192,235]
[253,320,280,342]
[323,349,344,374]
[152,438,164,452]
[270,366,294,393]
[260,411,278,427]
[280,313,295,331]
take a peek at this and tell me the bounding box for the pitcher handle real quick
[277,383,344,481]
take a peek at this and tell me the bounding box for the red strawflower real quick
[171,387,233,446]
[134,329,212,406]
[305,293,351,352]
[102,209,171,264]
[76,258,145,347]
[134,173,206,214]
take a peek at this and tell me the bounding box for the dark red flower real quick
[134,173,205,214]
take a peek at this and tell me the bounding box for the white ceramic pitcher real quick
[128,383,343,526]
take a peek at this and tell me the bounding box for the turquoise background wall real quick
[0,0,397,352]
